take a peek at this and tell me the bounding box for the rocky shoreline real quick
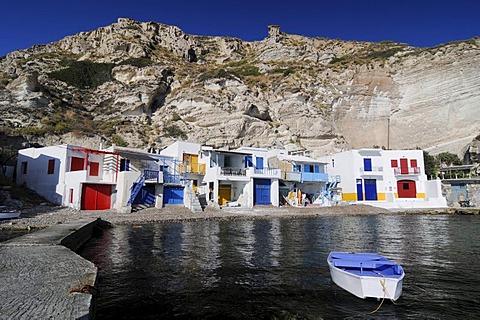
[1,204,478,231]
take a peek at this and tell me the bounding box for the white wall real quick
[17,145,68,205]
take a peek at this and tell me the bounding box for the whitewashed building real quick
[17,144,119,210]
[200,146,281,208]
[319,149,447,208]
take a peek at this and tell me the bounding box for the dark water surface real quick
[79,214,480,319]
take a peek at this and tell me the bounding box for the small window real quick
[48,159,55,174]
[403,183,410,190]
[120,159,130,172]
[21,161,28,174]
[69,189,74,203]
[89,162,99,176]
[331,159,335,168]
[71,157,85,171]
[391,159,398,167]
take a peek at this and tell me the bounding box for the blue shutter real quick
[364,158,372,172]
[245,156,253,168]
[256,157,264,169]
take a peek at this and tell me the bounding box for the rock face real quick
[0,18,479,156]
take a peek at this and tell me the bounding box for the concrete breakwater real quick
[0,218,108,319]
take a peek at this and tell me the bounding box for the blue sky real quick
[1,0,479,57]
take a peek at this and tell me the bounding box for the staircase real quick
[127,173,146,206]
[185,184,203,213]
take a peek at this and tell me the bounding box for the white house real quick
[319,149,447,209]
[160,141,205,211]
[17,144,119,210]
[200,146,281,208]
[268,149,330,206]
[103,146,175,211]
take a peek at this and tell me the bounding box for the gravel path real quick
[0,204,396,230]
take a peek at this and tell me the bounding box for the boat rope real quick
[369,272,397,315]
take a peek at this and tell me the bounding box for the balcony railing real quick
[163,173,185,185]
[144,170,163,183]
[360,166,384,174]
[283,171,301,181]
[251,167,281,177]
[178,163,206,174]
[394,167,421,175]
[301,172,329,182]
[220,167,246,176]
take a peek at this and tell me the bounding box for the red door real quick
[397,180,416,198]
[82,184,111,210]
[400,158,409,174]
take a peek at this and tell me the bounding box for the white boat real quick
[327,251,405,301]
[0,212,21,219]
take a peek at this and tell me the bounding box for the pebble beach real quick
[1,203,469,231]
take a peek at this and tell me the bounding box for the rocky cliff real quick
[1,18,479,157]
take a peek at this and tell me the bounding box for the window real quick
[403,183,410,190]
[391,159,398,167]
[69,189,74,203]
[47,159,55,174]
[410,159,418,167]
[89,162,99,176]
[245,156,253,168]
[255,157,264,169]
[363,158,372,171]
[70,157,85,171]
[314,165,320,173]
[304,164,314,173]
[21,161,28,174]
[332,159,335,168]
[120,159,130,172]
[293,164,301,172]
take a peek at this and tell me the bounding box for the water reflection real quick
[80,214,480,319]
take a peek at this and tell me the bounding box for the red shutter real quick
[71,157,85,171]
[410,159,418,167]
[391,159,398,167]
[48,159,55,174]
[89,162,99,176]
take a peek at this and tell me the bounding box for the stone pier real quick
[0,219,104,319]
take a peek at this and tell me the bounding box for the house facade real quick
[268,150,330,206]
[104,146,174,211]
[160,141,205,211]
[201,147,281,208]
[17,144,119,210]
[319,149,447,208]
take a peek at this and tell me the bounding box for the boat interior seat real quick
[331,259,397,269]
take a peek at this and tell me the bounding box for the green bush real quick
[49,60,115,89]
[163,124,187,140]
[111,134,128,147]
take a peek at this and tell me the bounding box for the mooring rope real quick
[369,272,397,314]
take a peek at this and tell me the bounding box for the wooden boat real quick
[327,251,404,301]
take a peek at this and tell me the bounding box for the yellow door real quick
[190,154,199,173]
[219,185,231,206]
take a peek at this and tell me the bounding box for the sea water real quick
[79,214,480,319]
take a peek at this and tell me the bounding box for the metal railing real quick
[394,167,420,175]
[220,167,246,176]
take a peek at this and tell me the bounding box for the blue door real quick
[133,184,156,205]
[356,179,363,201]
[364,179,377,201]
[254,179,271,205]
[163,187,184,205]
